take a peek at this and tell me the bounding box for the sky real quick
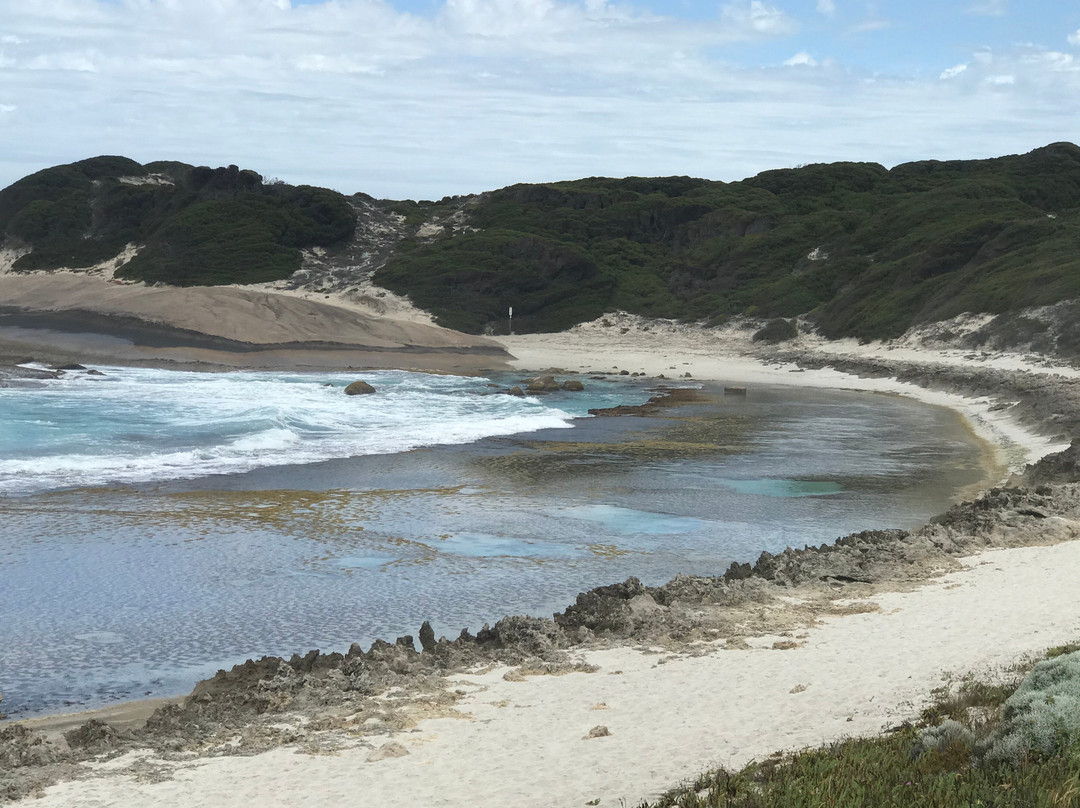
[1,0,1078,199]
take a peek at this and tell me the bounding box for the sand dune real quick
[0,273,495,349]
[0,273,508,372]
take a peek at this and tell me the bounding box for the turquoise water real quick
[0,367,987,718]
[0,366,647,495]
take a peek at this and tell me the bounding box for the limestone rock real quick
[419,621,436,653]
[561,380,585,392]
[526,375,560,393]
[64,719,127,754]
[344,380,377,395]
[367,741,409,761]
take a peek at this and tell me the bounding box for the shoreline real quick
[5,312,1080,805]
[10,491,1080,807]
[494,317,1075,477]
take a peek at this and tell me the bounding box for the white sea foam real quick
[0,368,597,494]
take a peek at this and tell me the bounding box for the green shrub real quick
[0,156,355,283]
[644,642,1080,808]
[752,318,798,343]
[377,142,1080,336]
[982,650,1080,765]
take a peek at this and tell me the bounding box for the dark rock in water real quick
[526,375,560,393]
[86,369,106,376]
[561,380,584,391]
[619,369,630,375]
[344,380,377,395]
[588,386,708,417]
[419,621,436,652]
[506,386,525,397]
[56,364,87,371]
[0,365,61,383]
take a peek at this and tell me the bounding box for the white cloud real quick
[939,63,968,80]
[816,0,836,16]
[1025,51,1077,72]
[784,52,818,67]
[1069,28,1080,47]
[26,52,99,72]
[0,0,1076,200]
[849,20,891,33]
[0,104,16,113]
[720,1,797,37]
[967,0,1007,16]
[985,74,1015,84]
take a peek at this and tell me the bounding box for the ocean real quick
[0,366,987,718]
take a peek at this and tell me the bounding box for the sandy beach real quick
[4,299,1080,806]
[20,538,1080,808]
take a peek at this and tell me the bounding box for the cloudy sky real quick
[1,0,1078,199]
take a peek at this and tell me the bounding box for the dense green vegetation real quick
[375,143,1080,337]
[5,144,1078,340]
[642,644,1080,808]
[0,157,355,285]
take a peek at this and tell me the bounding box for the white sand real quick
[494,314,1072,475]
[0,272,495,351]
[26,538,1080,808]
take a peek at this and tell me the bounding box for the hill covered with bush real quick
[4,144,1079,341]
[0,156,356,286]
[374,143,1080,338]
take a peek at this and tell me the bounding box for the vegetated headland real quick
[1,142,1079,347]
[2,145,1080,805]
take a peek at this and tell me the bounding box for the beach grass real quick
[642,644,1080,808]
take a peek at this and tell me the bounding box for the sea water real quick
[0,367,987,718]
[0,367,634,495]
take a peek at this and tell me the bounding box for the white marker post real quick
[508,306,513,335]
